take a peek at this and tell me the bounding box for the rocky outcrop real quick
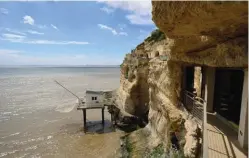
[116,54,149,117]
[152,1,248,38]
[152,1,248,67]
[116,1,248,158]
[116,36,166,118]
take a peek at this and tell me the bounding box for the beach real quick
[0,67,121,158]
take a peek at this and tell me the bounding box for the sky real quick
[0,1,156,66]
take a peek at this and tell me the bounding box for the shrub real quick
[148,144,165,158]
[145,29,165,42]
[166,148,185,158]
[124,66,129,79]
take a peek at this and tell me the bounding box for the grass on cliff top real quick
[145,29,165,43]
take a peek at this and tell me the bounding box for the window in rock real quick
[155,51,159,57]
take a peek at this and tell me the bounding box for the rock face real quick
[152,1,248,67]
[116,38,165,118]
[152,1,248,38]
[116,1,248,158]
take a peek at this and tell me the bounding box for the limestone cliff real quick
[152,1,248,67]
[116,33,165,118]
[116,1,248,158]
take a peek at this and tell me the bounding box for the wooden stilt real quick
[83,109,86,132]
[102,107,105,125]
[78,105,109,132]
[111,112,113,123]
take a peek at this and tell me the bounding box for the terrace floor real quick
[207,113,248,158]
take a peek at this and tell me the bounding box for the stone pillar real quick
[204,67,215,112]
[238,69,248,149]
[194,66,202,97]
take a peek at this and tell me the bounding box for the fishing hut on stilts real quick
[54,80,115,132]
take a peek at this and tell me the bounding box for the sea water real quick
[0,67,121,158]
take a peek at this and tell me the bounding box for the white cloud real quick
[23,15,34,25]
[1,32,86,45]
[51,24,59,30]
[99,1,153,25]
[27,30,44,35]
[0,49,22,58]
[98,24,117,35]
[5,28,26,35]
[98,24,128,36]
[37,25,47,29]
[0,49,121,66]
[126,14,152,25]
[1,33,89,45]
[2,33,26,42]
[0,8,8,15]
[26,40,89,45]
[100,7,114,14]
[4,28,43,36]
[119,32,128,36]
[102,1,151,16]
[0,50,87,65]
[118,24,126,31]
[22,15,48,29]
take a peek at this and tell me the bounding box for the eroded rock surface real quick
[116,1,248,158]
[152,1,248,38]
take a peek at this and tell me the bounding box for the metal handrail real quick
[203,99,208,158]
[183,90,208,158]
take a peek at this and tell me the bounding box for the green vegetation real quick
[166,149,185,158]
[146,144,185,158]
[121,136,133,158]
[145,29,165,42]
[125,67,129,79]
[148,144,165,158]
[126,138,133,154]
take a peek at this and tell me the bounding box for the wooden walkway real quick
[207,113,248,158]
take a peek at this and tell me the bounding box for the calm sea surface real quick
[0,67,121,158]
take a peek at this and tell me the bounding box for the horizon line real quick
[0,65,120,67]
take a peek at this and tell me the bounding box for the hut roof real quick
[86,90,103,95]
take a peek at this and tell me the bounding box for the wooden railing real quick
[183,90,208,158]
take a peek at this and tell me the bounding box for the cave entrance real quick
[182,66,201,111]
[213,68,244,126]
[185,66,195,94]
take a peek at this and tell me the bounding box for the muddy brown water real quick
[0,67,122,158]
